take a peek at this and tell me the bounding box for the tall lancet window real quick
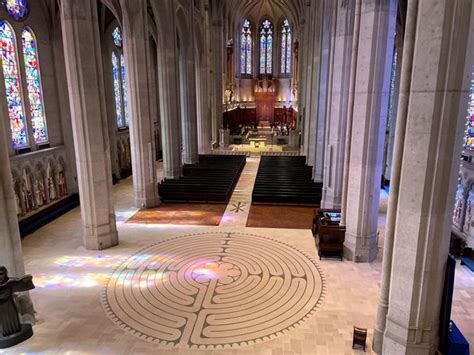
[464,67,474,149]
[280,19,291,74]
[111,26,129,128]
[112,52,123,128]
[259,19,273,74]
[22,27,48,144]
[0,21,28,148]
[240,19,252,74]
[120,53,129,127]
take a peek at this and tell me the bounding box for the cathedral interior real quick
[0,0,473,354]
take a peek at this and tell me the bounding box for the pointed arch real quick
[240,18,252,74]
[0,20,28,148]
[259,19,273,74]
[22,26,48,144]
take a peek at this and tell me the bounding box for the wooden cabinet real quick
[313,209,346,260]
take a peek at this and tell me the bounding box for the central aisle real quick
[219,156,260,227]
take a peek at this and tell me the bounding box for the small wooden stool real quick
[352,326,367,351]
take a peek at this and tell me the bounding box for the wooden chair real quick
[352,326,367,351]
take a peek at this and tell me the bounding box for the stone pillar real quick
[156,2,182,179]
[196,49,212,154]
[321,0,355,208]
[344,0,397,262]
[313,0,335,183]
[383,36,403,183]
[219,128,230,148]
[120,0,158,208]
[373,1,411,350]
[303,1,321,168]
[209,5,224,145]
[60,0,118,250]
[381,0,472,353]
[0,106,34,318]
[181,16,199,165]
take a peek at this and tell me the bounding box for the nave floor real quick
[1,162,472,355]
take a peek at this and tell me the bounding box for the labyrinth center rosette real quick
[102,232,325,349]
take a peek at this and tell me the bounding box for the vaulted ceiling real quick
[219,0,307,36]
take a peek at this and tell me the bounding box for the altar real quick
[249,137,267,148]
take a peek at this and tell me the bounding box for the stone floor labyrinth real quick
[102,232,325,349]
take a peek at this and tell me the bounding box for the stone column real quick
[340,0,361,226]
[382,35,403,184]
[181,16,199,165]
[120,0,158,208]
[0,106,34,318]
[196,46,212,154]
[60,0,118,250]
[156,2,182,179]
[381,0,472,353]
[321,0,355,208]
[303,0,321,168]
[344,0,397,262]
[209,5,224,145]
[313,0,335,183]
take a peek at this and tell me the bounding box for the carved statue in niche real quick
[56,161,67,197]
[118,141,126,171]
[12,176,22,216]
[46,162,57,201]
[453,196,462,226]
[34,171,47,208]
[464,195,472,233]
[125,138,131,169]
[20,169,34,213]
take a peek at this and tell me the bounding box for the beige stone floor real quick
[1,164,472,354]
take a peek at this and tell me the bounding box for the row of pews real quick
[158,155,246,203]
[252,156,323,205]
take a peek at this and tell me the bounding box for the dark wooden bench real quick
[252,156,322,205]
[158,155,246,203]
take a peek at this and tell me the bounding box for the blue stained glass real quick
[0,20,28,148]
[22,27,47,144]
[464,67,474,149]
[120,54,129,127]
[266,33,272,74]
[286,32,292,73]
[5,0,28,21]
[241,19,252,74]
[281,19,291,74]
[112,52,123,127]
[260,35,266,74]
[112,27,122,48]
[260,19,272,74]
[246,35,252,74]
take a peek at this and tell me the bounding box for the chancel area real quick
[0,0,473,354]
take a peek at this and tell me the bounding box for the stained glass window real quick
[4,0,28,21]
[259,19,272,74]
[240,19,252,74]
[22,27,47,144]
[0,21,28,148]
[112,52,123,127]
[464,67,474,149]
[281,19,291,74]
[120,54,129,127]
[112,27,122,48]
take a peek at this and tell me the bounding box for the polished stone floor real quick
[1,162,472,354]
